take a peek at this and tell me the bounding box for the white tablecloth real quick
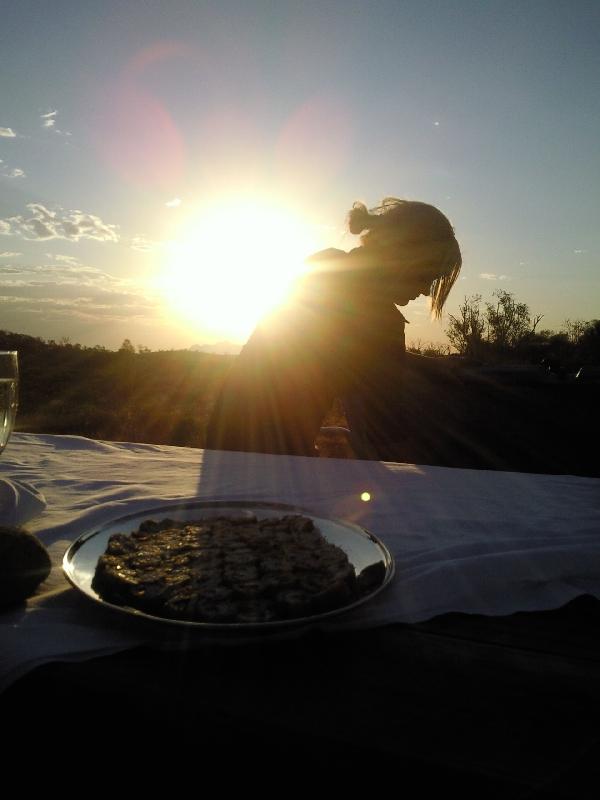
[1,432,599,690]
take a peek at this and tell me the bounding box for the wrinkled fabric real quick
[1,432,599,689]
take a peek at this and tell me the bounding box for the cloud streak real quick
[46,253,80,265]
[0,262,161,324]
[130,235,157,251]
[0,127,17,138]
[0,203,119,242]
[480,273,509,281]
[40,110,71,136]
[0,159,26,178]
[40,109,71,137]
[41,110,57,129]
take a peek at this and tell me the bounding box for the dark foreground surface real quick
[344,365,600,478]
[4,595,600,797]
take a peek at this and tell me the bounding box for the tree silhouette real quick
[118,338,135,354]
[484,290,542,351]
[446,295,485,358]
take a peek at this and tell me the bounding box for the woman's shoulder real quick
[306,246,373,273]
[304,249,351,282]
[306,247,348,265]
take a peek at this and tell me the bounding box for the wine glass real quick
[0,351,18,454]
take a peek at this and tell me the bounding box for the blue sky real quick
[1,1,598,349]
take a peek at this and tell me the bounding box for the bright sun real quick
[157,197,318,342]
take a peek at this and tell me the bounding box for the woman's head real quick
[347,198,462,317]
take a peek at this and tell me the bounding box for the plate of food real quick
[63,501,394,631]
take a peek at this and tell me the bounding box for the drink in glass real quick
[0,351,18,453]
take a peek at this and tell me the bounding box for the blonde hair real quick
[347,197,462,317]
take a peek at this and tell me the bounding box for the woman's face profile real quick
[362,266,433,306]
[393,265,435,304]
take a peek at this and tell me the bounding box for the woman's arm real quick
[205,304,338,456]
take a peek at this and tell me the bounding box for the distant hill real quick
[0,329,347,449]
[190,341,242,355]
[0,329,235,447]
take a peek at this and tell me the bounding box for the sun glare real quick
[158,197,318,341]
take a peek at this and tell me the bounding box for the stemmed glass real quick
[0,351,18,454]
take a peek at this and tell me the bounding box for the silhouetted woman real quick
[206,198,462,457]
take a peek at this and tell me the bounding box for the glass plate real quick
[63,501,394,631]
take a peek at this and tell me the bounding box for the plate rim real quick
[63,500,395,632]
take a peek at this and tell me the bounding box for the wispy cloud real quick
[480,273,510,281]
[0,262,161,324]
[0,251,23,258]
[46,253,81,266]
[130,235,157,251]
[0,203,119,242]
[574,249,587,254]
[0,127,17,138]
[40,110,57,129]
[0,157,26,178]
[165,197,182,208]
[40,109,71,137]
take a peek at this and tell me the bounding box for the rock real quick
[0,526,52,609]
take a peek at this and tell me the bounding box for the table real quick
[2,434,600,795]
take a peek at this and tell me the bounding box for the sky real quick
[1,0,598,351]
